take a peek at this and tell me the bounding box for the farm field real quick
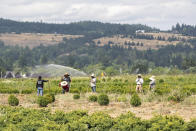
[0,75,196,130]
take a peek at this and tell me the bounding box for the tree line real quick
[0,35,196,75]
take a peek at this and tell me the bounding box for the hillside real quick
[0,18,196,74]
[0,32,195,50]
[0,33,83,48]
[0,18,158,35]
[94,32,195,50]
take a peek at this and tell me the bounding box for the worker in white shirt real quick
[90,73,96,92]
[149,76,156,91]
[136,74,144,93]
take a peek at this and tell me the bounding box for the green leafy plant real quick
[73,94,80,100]
[130,93,141,107]
[185,119,196,131]
[21,89,33,94]
[45,93,55,103]
[98,94,109,105]
[37,96,49,107]
[8,95,19,106]
[88,95,98,102]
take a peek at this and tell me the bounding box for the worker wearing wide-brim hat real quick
[90,73,96,92]
[136,74,144,93]
[149,76,156,91]
[60,72,71,93]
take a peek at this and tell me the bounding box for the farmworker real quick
[60,73,71,93]
[136,74,144,92]
[90,73,96,92]
[149,76,156,91]
[36,76,49,96]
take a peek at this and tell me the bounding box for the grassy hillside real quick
[0,32,195,50]
[0,33,83,48]
[94,33,195,50]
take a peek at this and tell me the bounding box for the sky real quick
[0,0,196,30]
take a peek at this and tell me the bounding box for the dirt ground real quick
[0,93,196,121]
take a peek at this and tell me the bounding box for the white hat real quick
[137,74,142,77]
[60,81,68,86]
[149,76,155,80]
[91,73,95,77]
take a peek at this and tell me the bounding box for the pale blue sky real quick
[0,0,196,30]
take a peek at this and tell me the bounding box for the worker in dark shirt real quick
[61,73,71,93]
[36,76,48,96]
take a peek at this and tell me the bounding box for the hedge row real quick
[0,106,195,131]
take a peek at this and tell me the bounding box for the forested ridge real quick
[0,18,196,75]
[0,18,157,36]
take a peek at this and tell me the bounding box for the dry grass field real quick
[0,93,195,121]
[0,32,195,50]
[0,33,83,48]
[93,32,195,50]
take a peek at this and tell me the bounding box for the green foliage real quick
[45,93,55,103]
[117,95,128,102]
[70,89,80,94]
[98,94,109,105]
[21,89,33,94]
[130,93,141,107]
[0,88,19,94]
[73,94,80,100]
[105,66,119,76]
[37,96,49,107]
[159,79,164,83]
[149,115,185,131]
[88,95,98,102]
[185,119,196,131]
[0,106,194,130]
[8,95,19,106]
[154,86,171,95]
[81,112,113,130]
[112,112,146,130]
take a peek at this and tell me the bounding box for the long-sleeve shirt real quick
[36,80,48,88]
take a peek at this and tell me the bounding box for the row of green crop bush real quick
[0,106,195,131]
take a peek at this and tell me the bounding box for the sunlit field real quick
[0,75,196,130]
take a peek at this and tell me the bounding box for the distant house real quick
[136,30,145,33]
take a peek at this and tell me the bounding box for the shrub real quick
[130,93,141,107]
[107,77,111,81]
[45,93,55,103]
[154,87,171,95]
[168,90,186,102]
[70,89,80,94]
[102,78,106,82]
[8,95,19,106]
[98,94,109,105]
[82,112,113,130]
[185,119,196,131]
[112,112,146,130]
[149,115,185,131]
[21,89,33,94]
[88,95,97,102]
[37,96,49,107]
[73,94,80,100]
[159,79,164,83]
